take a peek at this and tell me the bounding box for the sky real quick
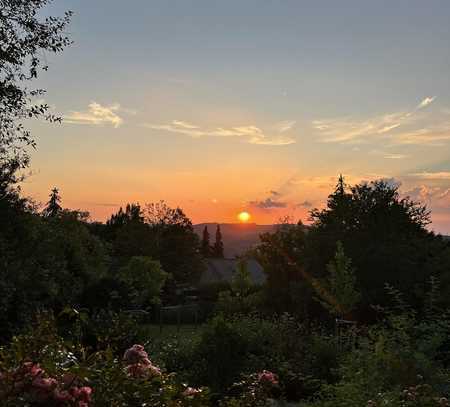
[23,0,450,232]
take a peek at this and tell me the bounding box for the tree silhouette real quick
[201,226,211,257]
[306,176,442,313]
[0,1,72,166]
[213,224,224,258]
[43,187,62,218]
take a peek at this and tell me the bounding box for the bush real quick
[0,312,210,406]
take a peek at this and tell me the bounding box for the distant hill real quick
[194,223,277,258]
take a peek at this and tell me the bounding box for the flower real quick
[123,344,149,365]
[126,362,161,378]
[182,387,201,397]
[123,344,161,379]
[32,377,58,391]
[257,370,278,386]
[53,388,74,402]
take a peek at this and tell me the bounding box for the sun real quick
[238,211,251,223]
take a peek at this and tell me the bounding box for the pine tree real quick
[316,241,360,318]
[43,187,62,217]
[213,224,224,258]
[201,226,211,257]
[232,259,252,297]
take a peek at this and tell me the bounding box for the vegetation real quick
[2,1,450,406]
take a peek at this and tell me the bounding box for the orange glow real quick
[238,211,251,222]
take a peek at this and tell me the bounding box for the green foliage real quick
[304,286,450,407]
[168,314,325,398]
[0,312,211,406]
[214,259,261,316]
[119,256,169,308]
[254,221,311,315]
[315,241,361,318]
[0,0,72,169]
[232,259,253,297]
[306,177,450,314]
[0,205,107,338]
[103,201,204,284]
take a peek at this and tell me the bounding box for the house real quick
[199,258,266,286]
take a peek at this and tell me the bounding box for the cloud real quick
[417,96,435,109]
[249,198,288,209]
[370,150,408,159]
[297,200,313,208]
[404,185,450,208]
[393,126,450,145]
[65,102,124,128]
[313,97,439,144]
[384,153,408,159]
[409,172,450,180]
[313,111,412,143]
[146,120,296,145]
[275,120,296,133]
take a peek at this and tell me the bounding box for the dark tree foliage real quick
[145,201,203,284]
[254,221,311,316]
[306,177,450,315]
[42,187,62,217]
[102,201,203,284]
[201,226,211,257]
[213,224,224,258]
[0,207,107,337]
[0,0,72,166]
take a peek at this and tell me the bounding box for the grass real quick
[141,323,202,340]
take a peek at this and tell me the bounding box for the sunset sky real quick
[24,0,450,232]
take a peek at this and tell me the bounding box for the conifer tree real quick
[316,241,360,318]
[43,187,62,218]
[201,226,211,257]
[213,224,224,258]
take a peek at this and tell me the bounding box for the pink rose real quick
[257,370,278,386]
[182,387,201,397]
[53,388,74,402]
[32,376,58,391]
[123,344,149,364]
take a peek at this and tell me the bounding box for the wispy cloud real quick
[313,111,413,143]
[417,96,435,109]
[383,153,408,159]
[370,150,408,159]
[313,97,438,144]
[297,200,313,208]
[145,120,296,146]
[404,184,450,208]
[249,197,288,209]
[65,102,124,128]
[409,172,450,180]
[394,126,450,146]
[275,120,296,133]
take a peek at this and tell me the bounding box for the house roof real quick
[199,258,266,286]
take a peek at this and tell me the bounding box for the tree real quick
[314,241,360,319]
[213,225,224,258]
[231,259,252,297]
[201,226,211,257]
[306,176,450,314]
[0,0,72,169]
[145,201,204,283]
[254,221,311,315]
[43,187,62,217]
[119,256,169,308]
